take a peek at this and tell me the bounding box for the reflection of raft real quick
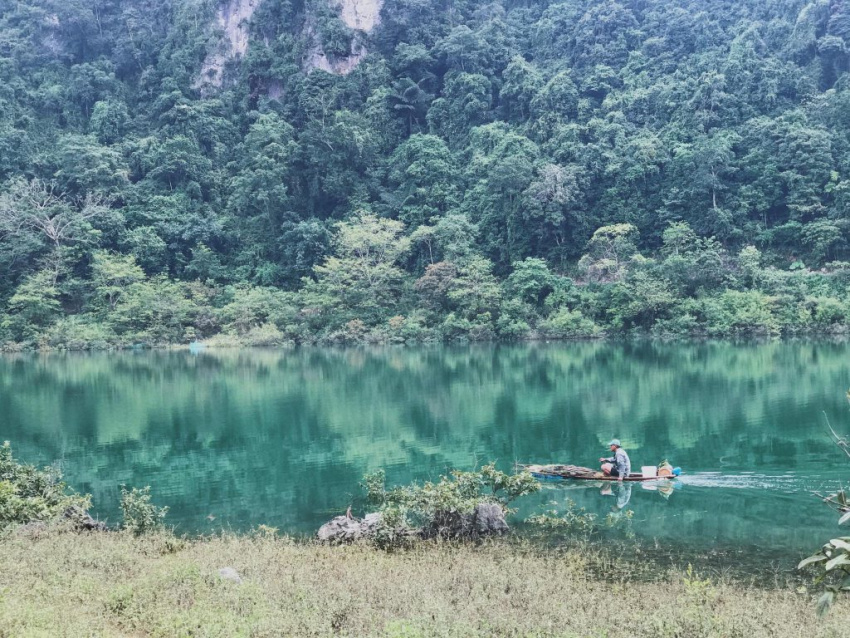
[524,464,677,482]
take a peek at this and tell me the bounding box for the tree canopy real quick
[4,0,850,347]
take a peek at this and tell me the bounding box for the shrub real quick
[539,307,601,338]
[812,297,847,327]
[217,286,298,336]
[120,486,168,535]
[45,316,117,350]
[526,498,634,544]
[0,441,90,528]
[798,411,850,615]
[241,323,287,346]
[702,290,779,336]
[362,464,539,547]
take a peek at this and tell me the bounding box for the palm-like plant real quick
[388,75,435,134]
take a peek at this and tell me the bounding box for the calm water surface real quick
[1,342,848,556]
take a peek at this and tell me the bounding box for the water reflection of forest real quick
[1,342,847,543]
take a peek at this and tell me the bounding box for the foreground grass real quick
[0,529,846,638]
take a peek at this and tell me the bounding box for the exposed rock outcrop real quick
[473,503,510,536]
[317,504,509,544]
[304,0,384,75]
[197,0,260,90]
[197,0,384,91]
[63,506,109,532]
[338,0,382,31]
[317,512,382,543]
[424,503,510,540]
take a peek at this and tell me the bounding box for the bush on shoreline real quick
[0,441,91,530]
[5,232,850,352]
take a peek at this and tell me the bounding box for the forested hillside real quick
[3,0,850,347]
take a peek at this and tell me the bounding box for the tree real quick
[0,179,108,252]
[427,73,493,146]
[578,224,639,283]
[414,261,458,312]
[90,250,145,311]
[303,213,411,327]
[3,270,61,341]
[521,163,586,261]
[503,258,561,310]
[385,134,460,228]
[666,132,739,238]
[447,255,501,319]
[500,56,543,123]
[388,76,434,134]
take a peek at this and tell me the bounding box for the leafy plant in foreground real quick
[120,485,168,535]
[799,405,850,614]
[0,441,90,529]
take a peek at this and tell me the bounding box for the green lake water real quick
[1,342,848,558]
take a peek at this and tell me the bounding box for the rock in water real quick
[218,567,243,584]
[360,512,382,535]
[473,503,509,536]
[317,513,382,543]
[423,503,510,539]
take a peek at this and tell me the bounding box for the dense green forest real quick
[3,0,850,348]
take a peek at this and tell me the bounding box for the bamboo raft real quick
[523,464,677,482]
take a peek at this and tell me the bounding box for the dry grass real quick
[0,528,846,638]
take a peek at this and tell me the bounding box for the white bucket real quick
[641,466,658,478]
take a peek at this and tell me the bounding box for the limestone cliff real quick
[304,0,384,75]
[197,0,260,89]
[338,0,382,32]
[197,0,383,91]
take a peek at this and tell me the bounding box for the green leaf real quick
[817,590,834,617]
[798,554,828,569]
[829,538,850,552]
[825,554,850,571]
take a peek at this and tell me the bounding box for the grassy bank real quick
[0,528,845,638]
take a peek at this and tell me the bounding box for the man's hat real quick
[607,439,621,447]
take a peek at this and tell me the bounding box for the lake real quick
[1,342,848,558]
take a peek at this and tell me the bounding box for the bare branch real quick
[825,409,850,460]
[0,178,108,248]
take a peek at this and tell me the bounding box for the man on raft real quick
[599,439,631,481]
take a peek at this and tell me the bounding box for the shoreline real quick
[4,331,850,355]
[1,527,845,637]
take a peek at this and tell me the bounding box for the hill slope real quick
[3,0,850,346]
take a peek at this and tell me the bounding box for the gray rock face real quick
[424,503,510,540]
[63,506,109,532]
[473,503,509,536]
[316,513,382,543]
[317,505,508,543]
[218,567,243,584]
[361,512,382,535]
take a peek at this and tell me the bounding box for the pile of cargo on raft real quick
[523,463,681,482]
